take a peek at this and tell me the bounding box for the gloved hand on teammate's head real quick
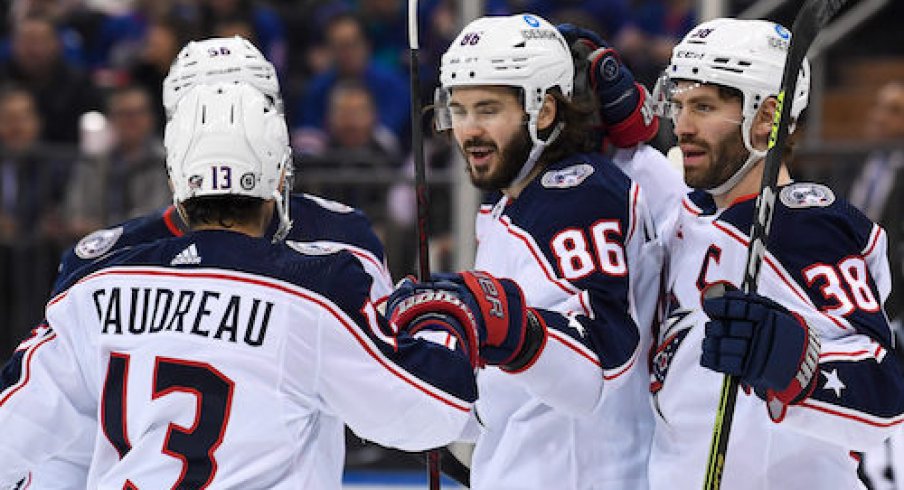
[701,290,820,407]
[387,272,546,371]
[556,23,658,146]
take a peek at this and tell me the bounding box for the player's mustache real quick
[463,139,497,151]
[677,136,710,151]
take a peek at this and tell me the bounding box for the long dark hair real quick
[537,87,599,166]
[181,195,265,229]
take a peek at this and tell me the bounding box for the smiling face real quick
[448,86,534,191]
[670,81,750,191]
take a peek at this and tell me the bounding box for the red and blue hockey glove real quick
[387,277,481,368]
[701,290,821,409]
[557,23,658,147]
[390,272,546,371]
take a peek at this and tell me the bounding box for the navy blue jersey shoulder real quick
[508,152,633,238]
[279,194,385,262]
[711,184,890,345]
[712,186,875,268]
[55,207,178,292]
[56,230,373,315]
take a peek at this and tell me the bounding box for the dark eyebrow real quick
[449,99,504,110]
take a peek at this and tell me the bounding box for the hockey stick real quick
[407,1,440,489]
[702,1,850,489]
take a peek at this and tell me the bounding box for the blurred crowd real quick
[0,0,902,358]
[0,0,698,349]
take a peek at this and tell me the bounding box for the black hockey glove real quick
[701,290,820,409]
[557,24,658,147]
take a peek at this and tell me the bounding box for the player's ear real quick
[537,93,557,132]
[751,97,778,150]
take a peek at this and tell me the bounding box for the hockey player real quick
[649,18,904,488]
[390,14,665,489]
[18,36,393,487]
[0,82,511,488]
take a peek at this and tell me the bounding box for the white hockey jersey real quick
[26,193,394,488]
[468,152,661,489]
[650,184,904,489]
[0,230,474,489]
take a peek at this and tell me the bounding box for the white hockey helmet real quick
[656,18,811,194]
[437,14,574,184]
[163,36,282,119]
[165,82,292,238]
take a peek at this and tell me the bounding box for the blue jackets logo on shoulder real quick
[75,226,124,259]
[287,241,341,256]
[540,164,595,189]
[779,183,835,209]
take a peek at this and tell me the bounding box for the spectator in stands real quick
[0,85,67,243]
[0,84,68,362]
[301,80,401,230]
[64,85,168,238]
[197,0,287,74]
[128,18,184,132]
[618,0,697,87]
[0,14,102,145]
[846,81,904,321]
[293,13,410,147]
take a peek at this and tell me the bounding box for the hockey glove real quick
[387,277,482,368]
[557,23,659,147]
[701,290,820,408]
[426,271,546,371]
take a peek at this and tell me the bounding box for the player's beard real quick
[462,127,533,191]
[680,128,750,191]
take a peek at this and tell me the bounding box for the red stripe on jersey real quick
[162,207,184,237]
[682,197,702,216]
[800,399,904,428]
[711,220,855,333]
[498,216,579,296]
[64,268,471,412]
[863,225,882,257]
[0,332,57,407]
[547,329,601,368]
[627,183,640,241]
[604,349,638,381]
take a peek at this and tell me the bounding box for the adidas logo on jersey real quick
[171,244,202,265]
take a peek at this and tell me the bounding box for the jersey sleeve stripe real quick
[498,216,580,296]
[602,344,640,381]
[712,220,856,333]
[0,332,57,407]
[55,267,472,412]
[800,398,904,428]
[862,225,883,257]
[546,329,601,368]
[627,183,640,241]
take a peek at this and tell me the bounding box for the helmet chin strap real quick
[706,115,767,197]
[271,154,293,243]
[271,188,292,242]
[508,121,564,188]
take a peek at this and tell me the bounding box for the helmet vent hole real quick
[469,71,476,78]
[738,61,752,67]
[713,57,729,64]
[692,68,699,74]
[514,42,526,48]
